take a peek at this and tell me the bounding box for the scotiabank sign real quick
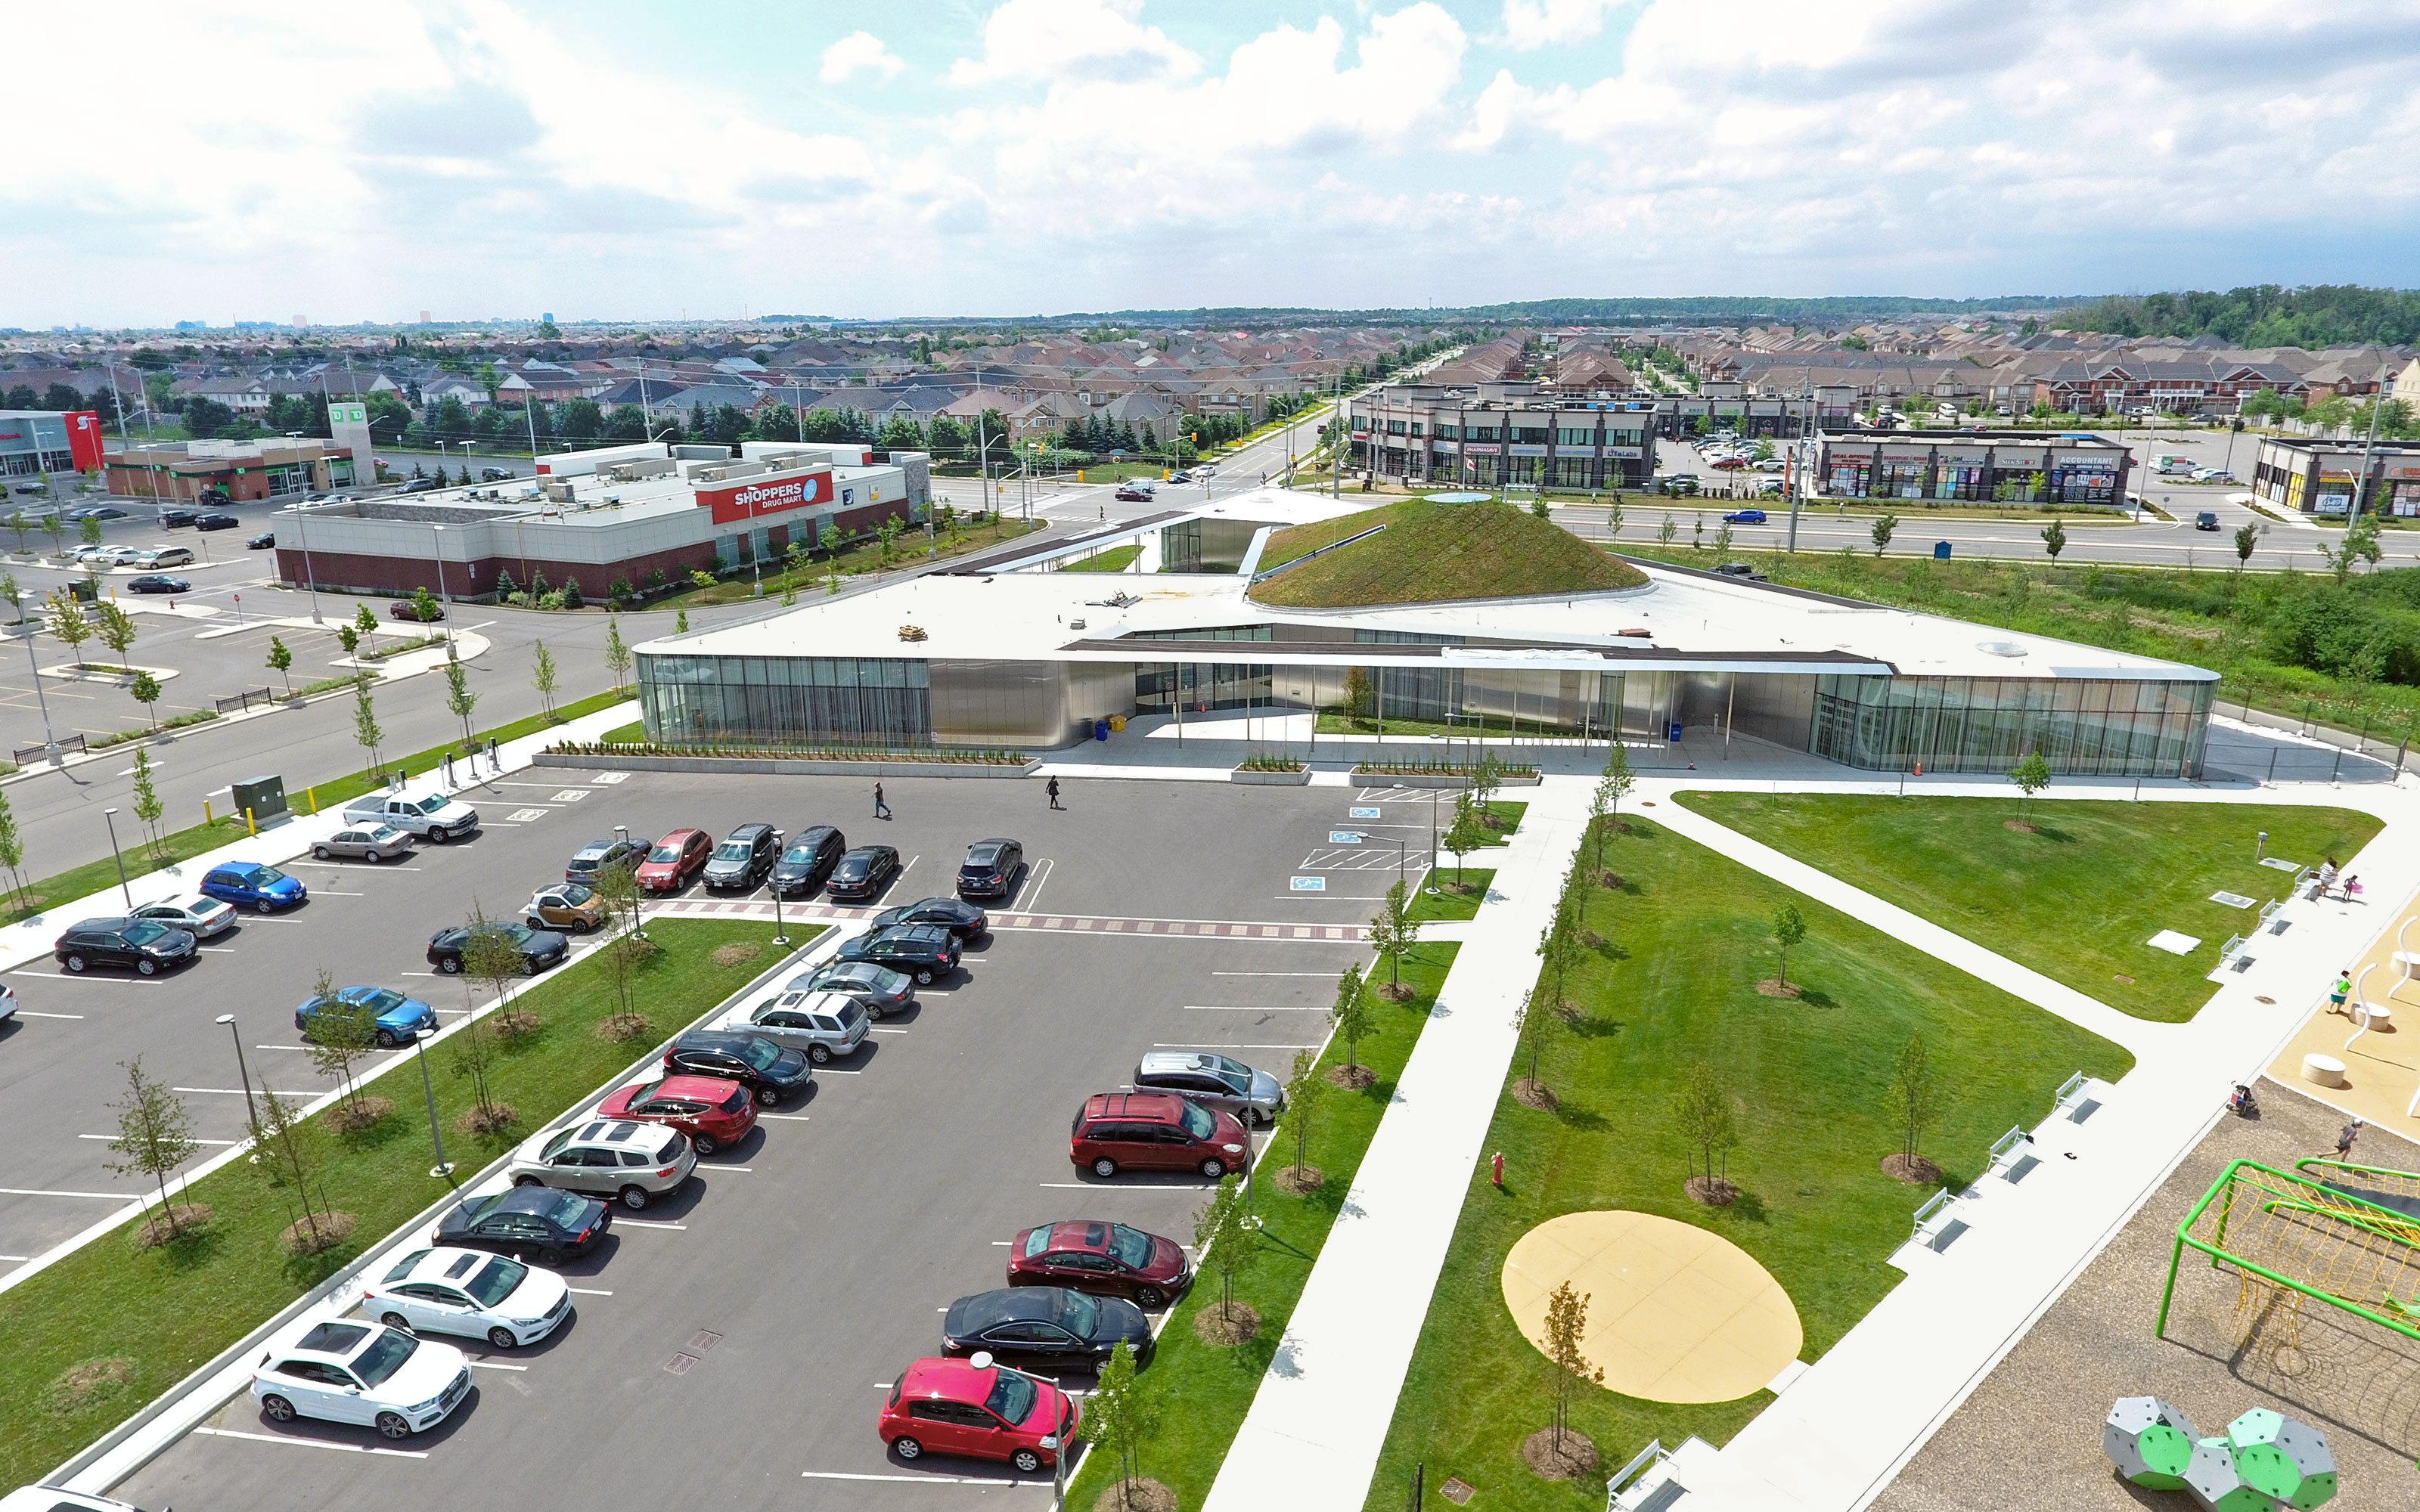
[694,467,830,525]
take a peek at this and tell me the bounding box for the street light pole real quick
[414,1033,455,1183]
[102,807,132,908]
[216,1013,259,1132]
[294,499,324,624]
[15,600,59,760]
[431,524,456,658]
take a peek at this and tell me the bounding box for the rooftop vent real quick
[1617,627,1653,639]
[1977,640,2028,658]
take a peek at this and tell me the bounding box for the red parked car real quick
[880,1356,1078,1475]
[1007,1219,1192,1309]
[1069,1092,1249,1180]
[636,828,712,893]
[597,1074,758,1156]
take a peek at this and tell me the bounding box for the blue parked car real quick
[1720,508,1767,525]
[200,861,308,914]
[296,985,436,1047]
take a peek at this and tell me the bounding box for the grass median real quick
[1067,940,1460,1511]
[1361,817,2135,1510]
[1674,792,2383,1023]
[0,916,801,1486]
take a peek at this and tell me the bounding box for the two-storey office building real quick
[1347,382,1658,490]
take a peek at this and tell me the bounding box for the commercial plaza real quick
[634,490,2216,777]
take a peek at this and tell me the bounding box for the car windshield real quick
[1178,1102,1215,1141]
[557,883,594,906]
[360,988,405,1015]
[414,795,451,815]
[648,845,682,863]
[780,844,818,863]
[461,1256,528,1308]
[538,1190,591,1226]
[739,1038,783,1072]
[241,866,287,887]
[1109,1224,1154,1269]
[984,1368,1039,1426]
[713,841,752,860]
[122,921,172,947]
[352,1329,419,1387]
[1056,1290,1100,1337]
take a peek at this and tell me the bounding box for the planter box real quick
[1231,765,1311,785]
[1350,767,1542,788]
[535,750,1040,779]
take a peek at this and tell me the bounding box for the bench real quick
[2053,1072,2104,1124]
[1912,1189,1962,1250]
[1987,1125,2038,1183]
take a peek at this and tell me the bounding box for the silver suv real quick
[1129,1052,1286,1127]
[506,1119,694,1210]
[725,988,870,1064]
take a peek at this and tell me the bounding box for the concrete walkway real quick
[1200,779,1588,1511]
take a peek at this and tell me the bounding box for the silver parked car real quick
[128,891,238,939]
[1129,1051,1287,1127]
[791,959,917,1019]
[506,1119,695,1210]
[724,988,870,1064]
[313,823,415,863]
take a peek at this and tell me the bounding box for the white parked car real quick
[128,892,238,939]
[0,982,14,1025]
[74,544,141,566]
[250,1318,472,1439]
[0,1489,159,1512]
[360,1246,572,1349]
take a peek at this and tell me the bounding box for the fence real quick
[11,733,85,765]
[213,686,277,715]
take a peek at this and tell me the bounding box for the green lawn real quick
[1410,867,1494,922]
[1253,497,1645,607]
[601,719,646,744]
[1067,943,1460,1510]
[0,919,802,1487]
[1675,793,2383,1023]
[1061,544,1141,573]
[1363,817,2134,1510]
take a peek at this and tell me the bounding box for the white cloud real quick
[820,31,904,84]
[949,0,1199,85]
[1496,0,1627,50]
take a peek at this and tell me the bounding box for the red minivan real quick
[1069,1092,1249,1180]
[637,828,712,893]
[880,1356,1078,1474]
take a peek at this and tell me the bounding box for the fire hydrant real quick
[1491,1151,1505,1189]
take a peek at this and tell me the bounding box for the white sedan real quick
[250,1319,472,1439]
[128,892,238,939]
[0,983,14,1026]
[360,1246,571,1349]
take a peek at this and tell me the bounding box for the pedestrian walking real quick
[1047,776,1062,810]
[2331,969,2353,1016]
[873,782,892,820]
[2335,1119,2364,1160]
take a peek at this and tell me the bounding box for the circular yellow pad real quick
[1501,1210,1804,1404]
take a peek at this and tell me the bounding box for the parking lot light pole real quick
[15,606,59,760]
[771,830,790,947]
[102,807,132,908]
[413,1031,456,1183]
[431,523,456,658]
[215,1014,259,1132]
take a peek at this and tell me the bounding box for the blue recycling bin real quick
[1668,720,1683,742]
[1094,719,1109,742]
[1934,540,1953,559]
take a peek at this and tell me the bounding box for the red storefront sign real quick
[693,467,831,525]
[67,411,104,471]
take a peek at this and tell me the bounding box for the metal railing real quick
[214,686,277,715]
[12,733,84,764]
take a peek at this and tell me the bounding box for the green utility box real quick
[232,774,288,820]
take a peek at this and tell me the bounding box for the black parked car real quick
[942,1287,1151,1365]
[702,823,780,891]
[192,512,240,531]
[662,1030,814,1108]
[566,838,644,886]
[160,508,201,528]
[825,844,901,903]
[434,1185,611,1264]
[836,923,960,985]
[769,825,846,897]
[54,917,199,976]
[956,838,1025,900]
[247,531,276,550]
[126,575,191,594]
[872,896,988,940]
[427,922,569,974]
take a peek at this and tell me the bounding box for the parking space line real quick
[82,1133,238,1145]
[194,1426,428,1459]
[0,1187,141,1201]
[175,1086,318,1097]
[567,1287,613,1295]
[871,1027,911,1034]
[758,1113,811,1121]
[615,1219,687,1229]
[701,1166,753,1173]
[1184,1005,1327,1012]
[10,972,161,984]
[1038,1182,1201,1190]
[291,862,424,871]
[800,1470,1032,1485]
[1151,1043,1322,1050]
[17,1010,85,1018]
[467,1360,528,1371]
[1213,971,1340,977]
[312,890,368,897]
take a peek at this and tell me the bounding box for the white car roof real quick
[269,1318,394,1363]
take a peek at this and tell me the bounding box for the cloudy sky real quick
[9,0,2419,327]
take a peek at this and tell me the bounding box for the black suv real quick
[703,823,780,891]
[872,896,989,940]
[54,917,200,976]
[663,1030,814,1108]
[827,845,901,903]
[160,508,201,528]
[770,825,846,897]
[836,923,961,985]
[956,838,1025,900]
[566,838,644,885]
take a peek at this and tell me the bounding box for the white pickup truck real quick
[341,788,481,843]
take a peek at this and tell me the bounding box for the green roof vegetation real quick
[1252,497,1646,608]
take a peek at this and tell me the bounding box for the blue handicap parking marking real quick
[1348,807,1381,820]
[1330,831,1364,844]
[1289,876,1327,892]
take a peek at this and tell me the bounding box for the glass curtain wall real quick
[1809,674,2211,776]
[637,653,931,745]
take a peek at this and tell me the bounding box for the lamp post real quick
[293,496,325,624]
[102,807,132,908]
[771,829,790,947]
[414,1033,455,1182]
[431,523,456,658]
[14,593,59,761]
[215,1013,259,1132]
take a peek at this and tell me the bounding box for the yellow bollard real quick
[204,799,213,826]
[245,807,256,837]
[307,786,316,814]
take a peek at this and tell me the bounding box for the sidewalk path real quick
[1201,781,1587,1510]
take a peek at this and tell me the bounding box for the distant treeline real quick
[2060,284,2420,348]
[865,295,2083,330]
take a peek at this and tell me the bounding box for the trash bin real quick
[1668,721,1684,742]
[1107,715,1126,733]
[67,578,98,603]
[231,774,288,820]
[1094,719,1109,742]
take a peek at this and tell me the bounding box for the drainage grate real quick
[664,1352,700,1375]
[687,1329,723,1353]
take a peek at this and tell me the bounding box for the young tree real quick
[2232,521,2257,571]
[462,902,531,1027]
[1604,496,1624,542]
[443,656,478,751]
[1540,1280,1605,1458]
[1328,962,1373,1077]
[1369,877,1419,997]
[449,1007,508,1132]
[300,969,383,1124]
[353,601,380,659]
[1472,751,1504,817]
[532,638,559,719]
[79,513,105,550]
[352,672,384,775]
[603,612,631,691]
[1192,1173,1262,1331]
[266,634,294,696]
[591,857,644,943]
[130,745,166,854]
[2317,510,2382,585]
[1282,1046,1326,1182]
[1591,742,1634,869]
[410,586,443,625]
[0,785,26,907]
[336,622,359,659]
[1656,516,1678,547]
[39,513,65,556]
[250,1086,332,1241]
[130,670,163,730]
[1882,1033,1944,1171]
[1870,511,1899,557]
[1441,790,1489,890]
[1712,522,1736,559]
[1088,1337,1162,1505]
[2039,517,2067,561]
[1771,903,1807,988]
[105,1057,202,1232]
[875,513,903,569]
[4,512,28,553]
[674,607,690,634]
[1672,1061,1739,1192]
[92,599,138,668]
[2008,749,2051,821]
[1691,512,1705,549]
[47,590,92,662]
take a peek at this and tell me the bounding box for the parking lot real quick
[21,770,1404,1507]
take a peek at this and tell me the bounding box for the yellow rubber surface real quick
[1501,1209,1803,1404]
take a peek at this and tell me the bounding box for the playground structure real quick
[2161,1158,2420,1364]
[2105,1396,2338,1510]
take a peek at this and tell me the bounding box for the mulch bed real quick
[1755,978,1804,999]
[1273,1163,1324,1195]
[597,1012,654,1043]
[457,1103,519,1136]
[1522,1426,1600,1480]
[1326,1064,1376,1090]
[133,1204,213,1249]
[1193,1302,1261,1347]
[1092,1477,1177,1512]
[40,1356,135,1416]
[1685,1175,1738,1207]
[327,1096,394,1134]
[1512,1077,1559,1111]
[1881,1152,1944,1185]
[2003,820,2040,834]
[279,1210,357,1256]
[494,1009,541,1039]
[712,942,763,968]
[1377,981,1417,1002]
